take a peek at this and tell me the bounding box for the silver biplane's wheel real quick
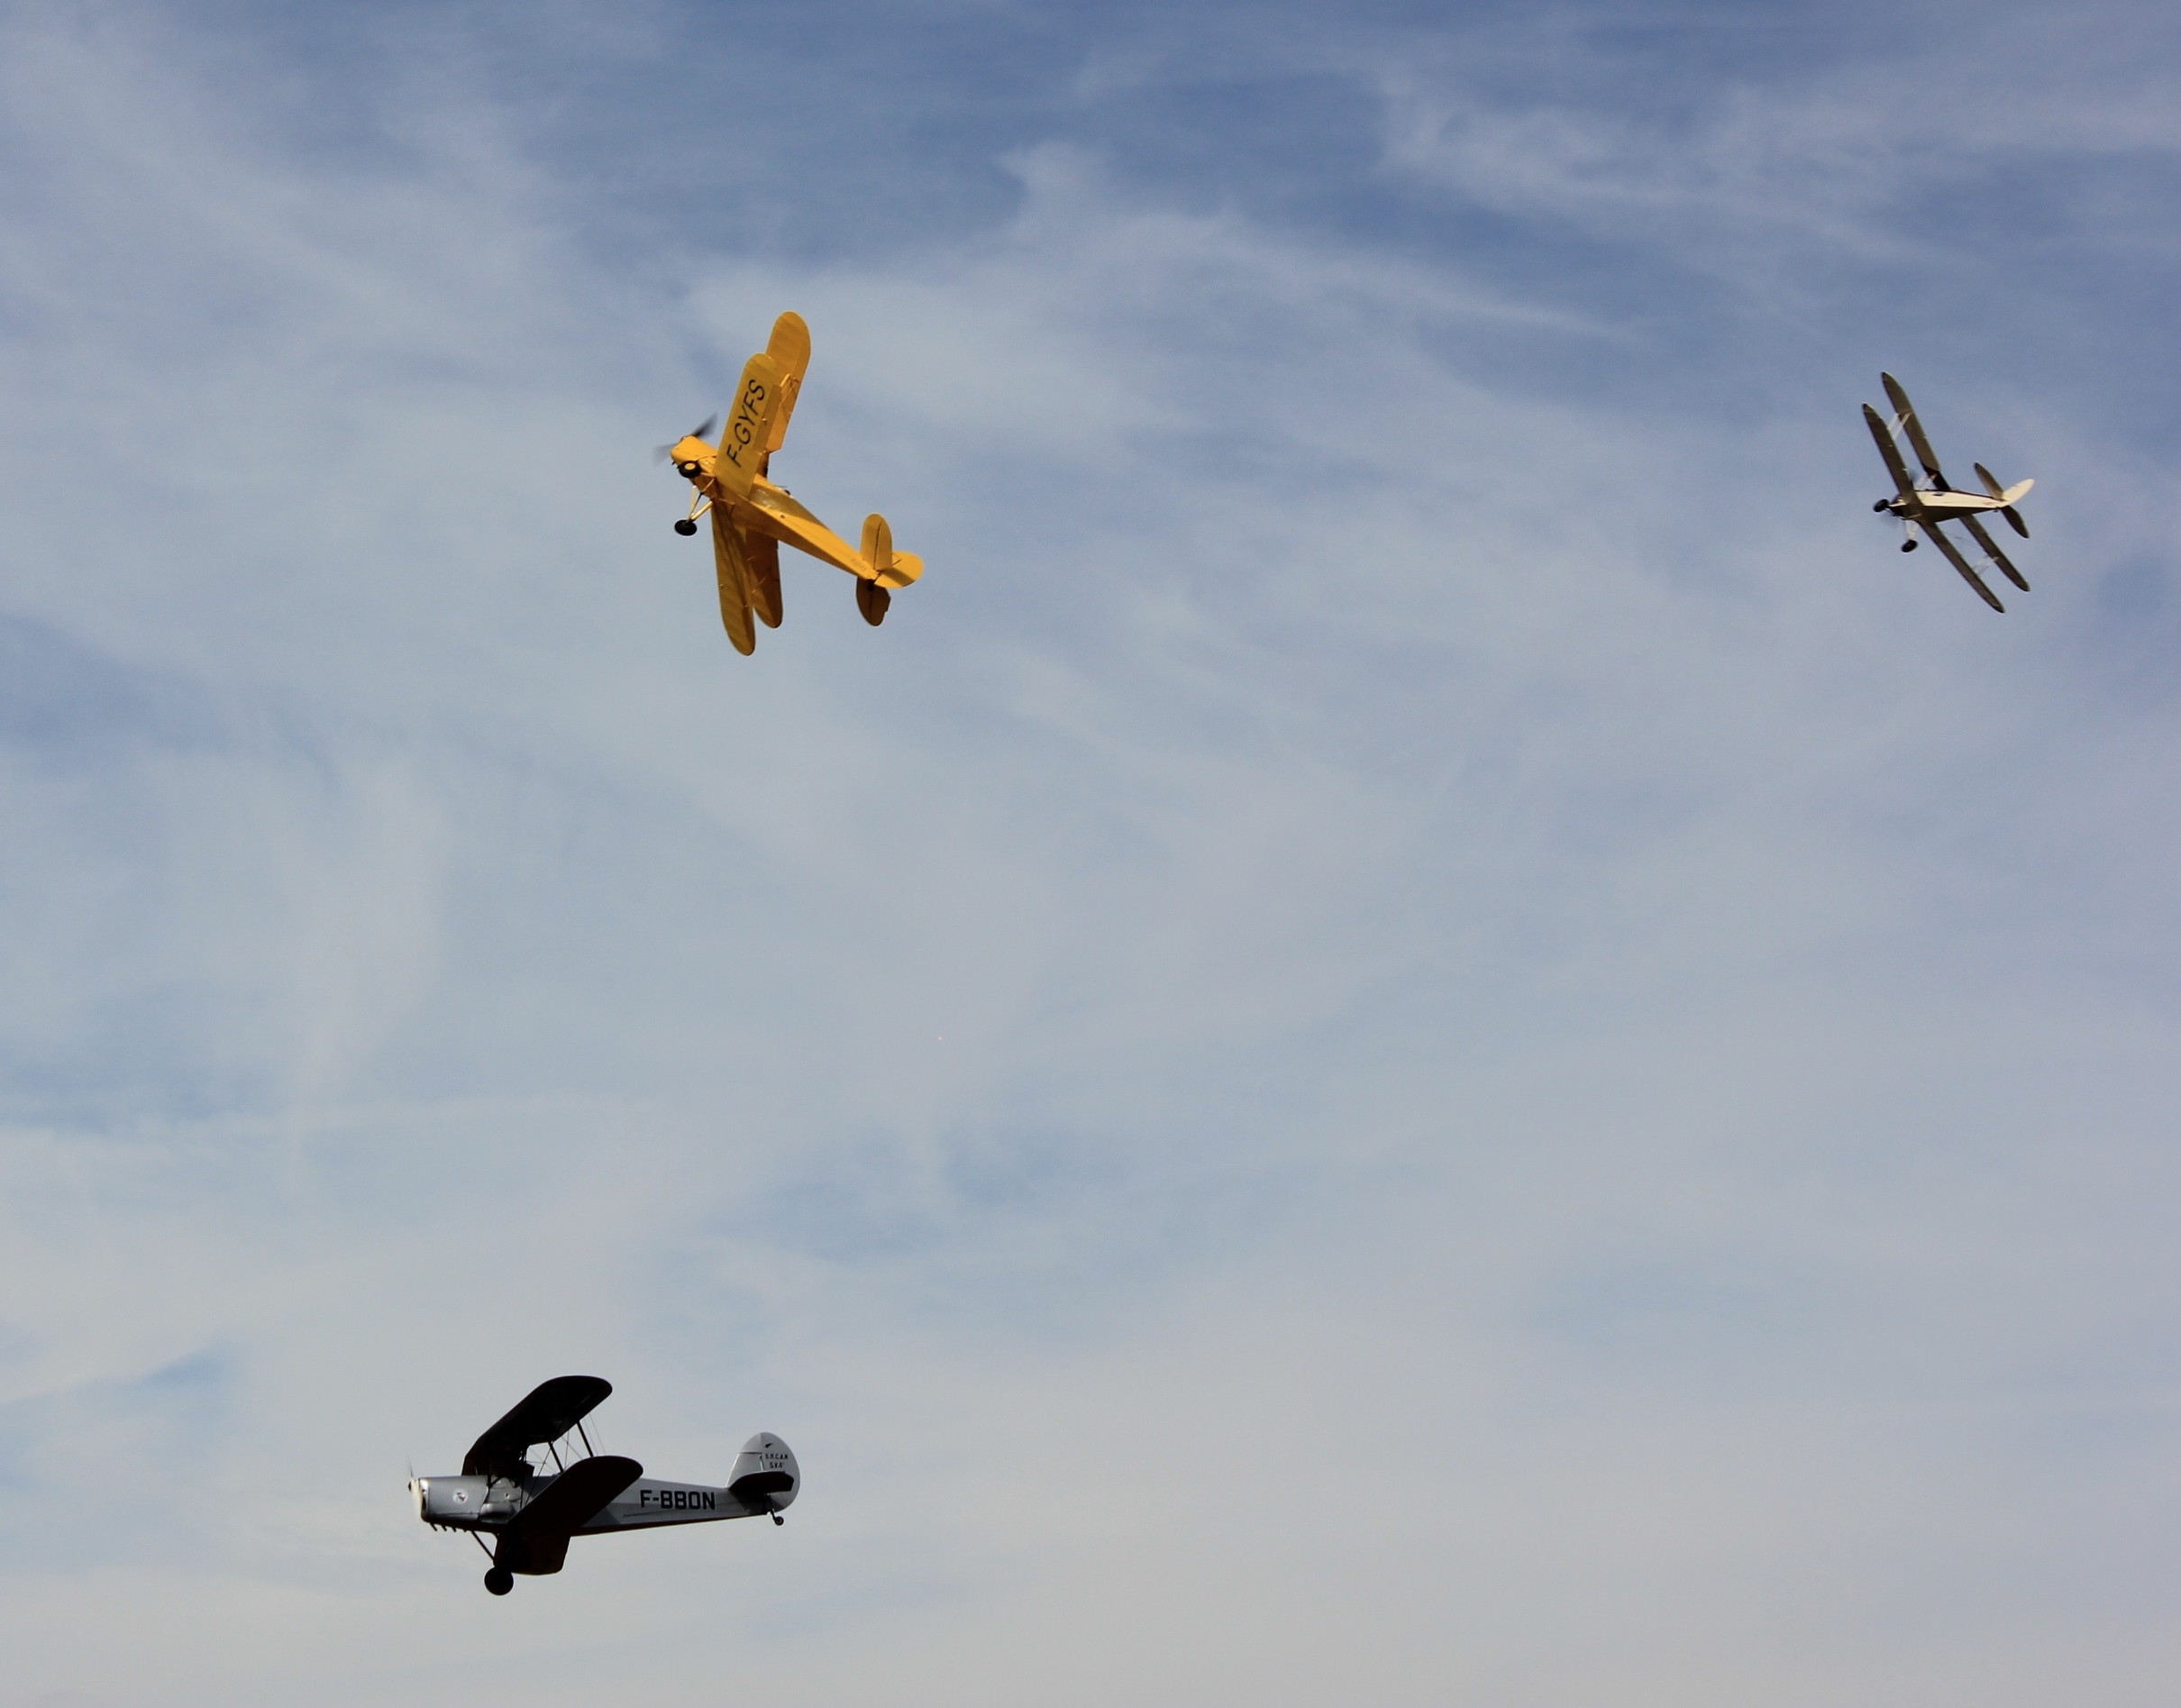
[771,1511,785,1526]
[674,518,698,536]
[485,1567,514,1596]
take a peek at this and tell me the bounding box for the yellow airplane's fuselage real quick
[671,436,919,592]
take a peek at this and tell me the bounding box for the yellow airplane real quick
[662,312,923,653]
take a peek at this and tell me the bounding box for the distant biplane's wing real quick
[713,351,785,499]
[762,313,810,456]
[747,529,784,629]
[1958,514,2030,591]
[463,1376,613,1479]
[1881,373,1951,488]
[494,1454,643,1576]
[711,508,759,654]
[1919,521,2005,612]
[1864,405,1916,498]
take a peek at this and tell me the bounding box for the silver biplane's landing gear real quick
[674,518,698,536]
[771,1510,785,1526]
[484,1567,514,1596]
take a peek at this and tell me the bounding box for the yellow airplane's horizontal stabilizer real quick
[714,351,785,499]
[860,514,923,589]
[763,313,810,454]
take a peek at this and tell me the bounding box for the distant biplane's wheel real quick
[1873,499,1890,513]
[674,518,698,536]
[1901,539,1918,553]
[485,1568,514,1596]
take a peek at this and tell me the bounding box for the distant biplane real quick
[1864,372,2034,612]
[411,1375,798,1596]
[662,311,923,653]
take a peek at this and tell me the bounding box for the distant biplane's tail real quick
[1976,463,2034,539]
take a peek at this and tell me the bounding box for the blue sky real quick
[3,2,2179,1703]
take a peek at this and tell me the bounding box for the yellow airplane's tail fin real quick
[763,313,810,455]
[714,351,785,499]
[860,514,924,589]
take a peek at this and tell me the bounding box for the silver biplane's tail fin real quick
[726,1431,799,1523]
[1975,463,2034,538]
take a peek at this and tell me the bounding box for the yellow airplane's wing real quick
[713,351,785,500]
[747,529,784,629]
[711,507,758,653]
[762,313,810,456]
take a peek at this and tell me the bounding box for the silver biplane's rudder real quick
[727,1431,799,1523]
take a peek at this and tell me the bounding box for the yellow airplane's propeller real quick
[652,415,718,464]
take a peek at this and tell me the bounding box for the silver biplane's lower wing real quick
[494,1454,643,1576]
[1918,521,2005,612]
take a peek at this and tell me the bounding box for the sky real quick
[2,0,2179,1703]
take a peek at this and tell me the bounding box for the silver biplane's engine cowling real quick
[726,1432,799,1515]
[414,1475,493,1525]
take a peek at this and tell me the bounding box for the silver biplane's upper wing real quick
[1864,404,1917,498]
[1882,372,1952,489]
[1917,521,2005,612]
[463,1375,614,1479]
[1958,513,2030,592]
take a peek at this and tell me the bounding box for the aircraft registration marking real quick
[719,375,771,476]
[639,1488,717,1512]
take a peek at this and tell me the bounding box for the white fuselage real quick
[414,1471,766,1535]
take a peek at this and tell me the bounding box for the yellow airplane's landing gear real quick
[855,578,890,626]
[1902,538,1918,552]
[1873,499,1891,513]
[484,1567,514,1596]
[674,518,698,535]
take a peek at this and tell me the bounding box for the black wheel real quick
[1872,499,1889,513]
[771,1512,785,1526]
[1901,539,1917,553]
[673,518,698,536]
[485,1567,514,1596]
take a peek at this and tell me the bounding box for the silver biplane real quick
[1864,372,2034,612]
[410,1375,798,1595]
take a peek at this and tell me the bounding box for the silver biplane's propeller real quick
[653,414,718,464]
